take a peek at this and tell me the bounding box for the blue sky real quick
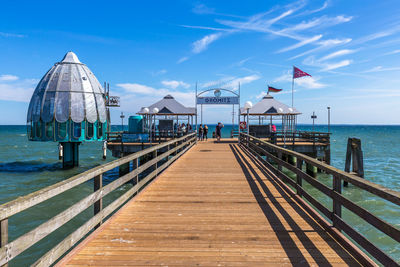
[1,0,400,125]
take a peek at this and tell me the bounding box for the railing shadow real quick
[229,144,359,266]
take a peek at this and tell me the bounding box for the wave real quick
[0,161,62,173]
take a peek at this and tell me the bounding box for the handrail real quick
[239,132,400,266]
[0,132,197,266]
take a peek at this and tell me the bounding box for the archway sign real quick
[195,84,241,138]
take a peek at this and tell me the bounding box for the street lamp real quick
[311,111,317,132]
[142,107,149,134]
[151,108,159,143]
[327,106,331,133]
[120,112,125,132]
[244,101,253,144]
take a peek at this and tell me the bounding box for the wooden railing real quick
[0,133,197,267]
[239,133,400,266]
[107,130,195,143]
[268,130,330,146]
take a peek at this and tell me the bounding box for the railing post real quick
[333,175,342,227]
[1,218,8,267]
[94,174,103,228]
[277,151,282,171]
[132,158,139,185]
[153,149,158,176]
[296,159,302,196]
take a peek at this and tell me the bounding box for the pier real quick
[0,134,399,266]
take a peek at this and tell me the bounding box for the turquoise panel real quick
[128,115,143,133]
[28,119,107,142]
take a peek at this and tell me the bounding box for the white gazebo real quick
[137,95,196,138]
[240,94,301,138]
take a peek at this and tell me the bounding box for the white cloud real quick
[191,3,244,18]
[321,60,352,71]
[116,83,195,108]
[256,91,268,99]
[233,57,252,67]
[0,32,25,38]
[361,66,400,73]
[200,74,260,91]
[278,15,352,36]
[181,25,232,32]
[290,38,352,60]
[303,56,352,71]
[277,34,323,53]
[217,9,303,41]
[192,4,215,15]
[151,69,167,76]
[383,49,400,56]
[0,78,38,102]
[161,80,190,89]
[192,33,222,53]
[227,74,261,90]
[319,49,356,61]
[117,83,156,94]
[201,76,236,88]
[177,56,189,63]
[355,25,400,44]
[0,74,19,81]
[300,1,329,15]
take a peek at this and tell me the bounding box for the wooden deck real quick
[59,139,361,266]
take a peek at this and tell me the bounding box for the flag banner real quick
[268,86,283,93]
[293,66,311,79]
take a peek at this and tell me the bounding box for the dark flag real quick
[268,86,283,93]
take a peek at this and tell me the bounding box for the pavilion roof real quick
[137,95,196,115]
[240,94,301,115]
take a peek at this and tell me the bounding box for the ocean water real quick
[0,125,399,265]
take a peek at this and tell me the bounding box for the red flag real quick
[293,66,311,79]
[268,86,282,93]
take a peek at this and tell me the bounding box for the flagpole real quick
[291,66,294,108]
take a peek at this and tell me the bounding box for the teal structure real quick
[128,116,144,134]
[27,52,109,168]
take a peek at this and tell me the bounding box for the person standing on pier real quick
[204,125,208,140]
[181,123,186,136]
[216,122,224,142]
[198,124,204,141]
[271,124,277,144]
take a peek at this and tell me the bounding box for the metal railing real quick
[239,132,399,266]
[0,133,197,266]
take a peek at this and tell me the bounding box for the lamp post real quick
[151,108,159,143]
[327,106,331,133]
[244,101,253,145]
[311,111,317,132]
[120,112,125,132]
[142,107,149,138]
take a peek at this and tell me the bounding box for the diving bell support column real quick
[61,142,81,168]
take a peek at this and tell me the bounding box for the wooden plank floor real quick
[59,140,361,266]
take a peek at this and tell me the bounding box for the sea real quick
[0,124,399,266]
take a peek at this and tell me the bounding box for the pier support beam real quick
[62,142,80,169]
[306,162,317,178]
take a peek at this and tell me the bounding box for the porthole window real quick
[86,122,94,139]
[45,121,54,139]
[58,122,67,139]
[73,122,81,138]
